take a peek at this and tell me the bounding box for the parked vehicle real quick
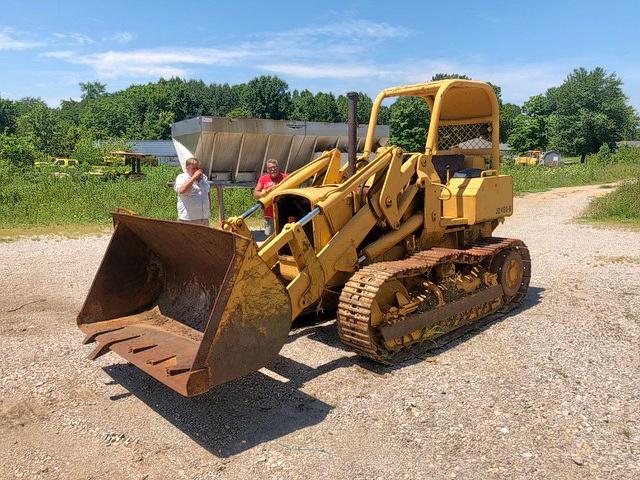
[34,158,80,169]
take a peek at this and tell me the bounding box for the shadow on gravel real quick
[105,364,333,458]
[104,286,544,458]
[284,285,546,377]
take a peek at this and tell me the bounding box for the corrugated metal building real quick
[129,140,179,166]
[171,116,389,185]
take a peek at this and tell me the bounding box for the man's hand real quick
[261,185,277,197]
[192,169,204,180]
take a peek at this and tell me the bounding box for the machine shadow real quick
[104,286,543,457]
[104,364,333,458]
[281,285,546,376]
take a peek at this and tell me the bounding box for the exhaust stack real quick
[347,91,358,177]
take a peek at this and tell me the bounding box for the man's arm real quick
[253,181,263,200]
[254,179,272,199]
[178,170,203,194]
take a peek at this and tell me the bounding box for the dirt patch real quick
[594,255,640,265]
[0,398,48,429]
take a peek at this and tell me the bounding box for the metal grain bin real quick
[171,117,389,185]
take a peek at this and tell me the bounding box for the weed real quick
[502,163,640,194]
[581,177,640,224]
[2,161,640,230]
[0,165,258,228]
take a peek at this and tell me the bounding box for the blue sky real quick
[1,0,639,110]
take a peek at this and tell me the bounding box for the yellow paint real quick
[515,150,543,166]
[442,176,513,223]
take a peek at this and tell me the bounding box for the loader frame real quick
[79,80,513,397]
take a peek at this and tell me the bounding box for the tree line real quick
[383,69,639,160]
[0,68,638,167]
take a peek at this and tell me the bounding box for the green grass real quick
[581,176,640,225]
[0,165,256,229]
[503,162,640,194]
[2,161,640,234]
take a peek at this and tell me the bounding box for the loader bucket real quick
[78,213,292,397]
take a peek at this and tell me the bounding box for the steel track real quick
[337,237,531,362]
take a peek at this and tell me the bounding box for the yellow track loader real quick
[78,80,530,397]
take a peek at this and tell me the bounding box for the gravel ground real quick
[1,184,639,480]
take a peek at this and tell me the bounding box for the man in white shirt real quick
[174,157,211,225]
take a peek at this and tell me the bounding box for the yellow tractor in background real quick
[515,150,544,166]
[515,150,562,166]
[78,80,531,397]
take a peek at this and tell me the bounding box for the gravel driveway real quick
[1,184,638,479]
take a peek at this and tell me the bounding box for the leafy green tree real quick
[522,94,552,117]
[79,95,136,139]
[544,67,638,162]
[431,73,470,81]
[505,95,551,152]
[240,75,291,119]
[59,123,84,156]
[13,97,45,117]
[226,105,252,118]
[313,92,339,122]
[290,89,316,121]
[58,98,82,125]
[0,98,17,134]
[79,81,107,101]
[389,96,430,152]
[207,82,238,116]
[507,114,547,153]
[378,105,391,125]
[142,110,175,139]
[0,134,40,167]
[336,92,374,124]
[15,100,65,155]
[500,103,522,143]
[71,134,102,165]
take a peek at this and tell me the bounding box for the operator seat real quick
[431,154,464,183]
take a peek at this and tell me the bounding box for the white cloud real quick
[261,20,409,41]
[256,58,570,104]
[0,28,44,50]
[40,19,637,108]
[53,32,94,46]
[110,32,134,44]
[42,20,407,80]
[42,47,251,78]
[385,59,571,104]
[257,63,384,79]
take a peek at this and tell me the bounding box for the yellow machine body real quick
[515,150,543,166]
[442,176,513,224]
[78,80,529,396]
